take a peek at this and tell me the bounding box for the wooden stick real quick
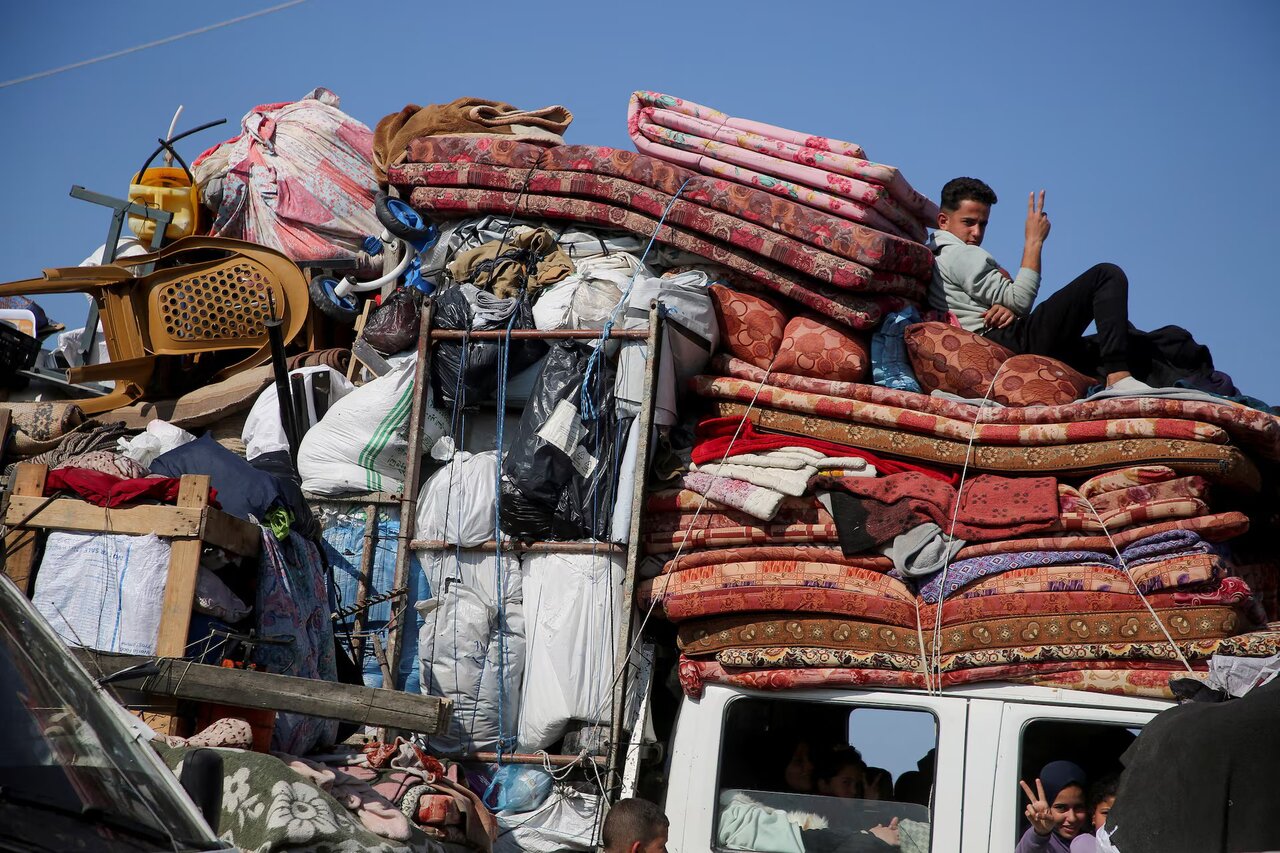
[78,649,452,734]
[2,463,48,595]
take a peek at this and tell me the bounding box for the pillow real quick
[709,284,786,370]
[991,354,1093,406]
[904,321,1014,398]
[773,315,869,382]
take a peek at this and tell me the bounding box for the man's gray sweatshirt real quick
[926,229,1041,333]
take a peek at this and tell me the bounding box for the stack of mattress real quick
[638,357,1280,701]
[386,134,931,331]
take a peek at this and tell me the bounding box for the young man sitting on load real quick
[927,177,1145,392]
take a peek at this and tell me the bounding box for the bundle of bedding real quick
[639,394,1275,698]
[388,137,932,331]
[626,91,938,241]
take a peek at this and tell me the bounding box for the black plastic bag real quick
[499,341,629,541]
[362,286,422,355]
[430,285,546,410]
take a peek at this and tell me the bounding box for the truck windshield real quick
[0,577,220,851]
[714,696,937,852]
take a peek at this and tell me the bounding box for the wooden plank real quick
[0,407,11,468]
[201,506,262,557]
[3,464,48,595]
[79,650,453,734]
[154,475,209,658]
[4,495,205,537]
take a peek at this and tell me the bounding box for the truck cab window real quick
[715,697,937,852]
[1014,720,1140,849]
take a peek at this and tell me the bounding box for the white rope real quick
[927,360,1008,690]
[1080,497,1196,672]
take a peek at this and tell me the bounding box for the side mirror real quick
[179,748,223,828]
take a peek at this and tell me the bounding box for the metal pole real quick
[349,503,380,668]
[382,300,434,688]
[264,292,300,463]
[605,304,662,798]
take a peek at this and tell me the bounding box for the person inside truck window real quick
[781,738,817,793]
[602,797,670,853]
[813,745,867,799]
[892,748,935,806]
[1016,761,1089,852]
[861,767,893,801]
[928,177,1146,391]
[1067,775,1119,853]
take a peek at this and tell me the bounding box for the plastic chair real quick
[0,236,308,414]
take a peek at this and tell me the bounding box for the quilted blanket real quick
[392,137,934,275]
[712,401,1261,488]
[408,186,902,329]
[626,91,938,240]
[677,600,1243,657]
[676,655,1224,698]
[715,355,1280,459]
[396,162,925,297]
[693,375,1231,447]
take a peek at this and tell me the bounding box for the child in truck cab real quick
[1017,761,1089,852]
[1068,775,1119,853]
[814,745,868,799]
[602,798,670,853]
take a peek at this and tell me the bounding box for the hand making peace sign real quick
[1020,777,1063,836]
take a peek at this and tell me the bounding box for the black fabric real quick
[361,286,422,355]
[499,341,626,541]
[1104,677,1280,852]
[429,285,545,411]
[151,434,289,526]
[823,491,877,556]
[989,262,1130,375]
[249,450,320,539]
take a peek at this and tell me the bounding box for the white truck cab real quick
[660,682,1171,853]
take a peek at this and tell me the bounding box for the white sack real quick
[532,253,649,331]
[242,365,355,460]
[415,451,498,547]
[615,269,718,425]
[518,552,625,751]
[495,789,603,853]
[416,551,524,754]
[299,356,449,495]
[117,420,196,468]
[33,532,171,654]
[609,417,642,544]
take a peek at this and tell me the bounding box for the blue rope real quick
[579,176,692,421]
[491,305,520,760]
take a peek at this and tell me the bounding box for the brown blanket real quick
[373,97,572,181]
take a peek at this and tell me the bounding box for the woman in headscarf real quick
[1015,760,1089,852]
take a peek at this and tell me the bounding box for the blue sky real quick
[2,1,1277,400]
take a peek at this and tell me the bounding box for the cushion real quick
[773,315,869,382]
[904,321,1014,398]
[991,354,1093,406]
[709,284,786,370]
[151,433,289,525]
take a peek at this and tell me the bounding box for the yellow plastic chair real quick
[0,236,308,414]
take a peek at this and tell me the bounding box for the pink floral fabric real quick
[773,315,869,382]
[709,284,786,368]
[713,355,1280,459]
[627,91,938,238]
[394,138,934,277]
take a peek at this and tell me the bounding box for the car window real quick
[714,696,937,852]
[1013,719,1141,847]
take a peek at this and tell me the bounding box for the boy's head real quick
[937,177,998,247]
[602,798,669,853]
